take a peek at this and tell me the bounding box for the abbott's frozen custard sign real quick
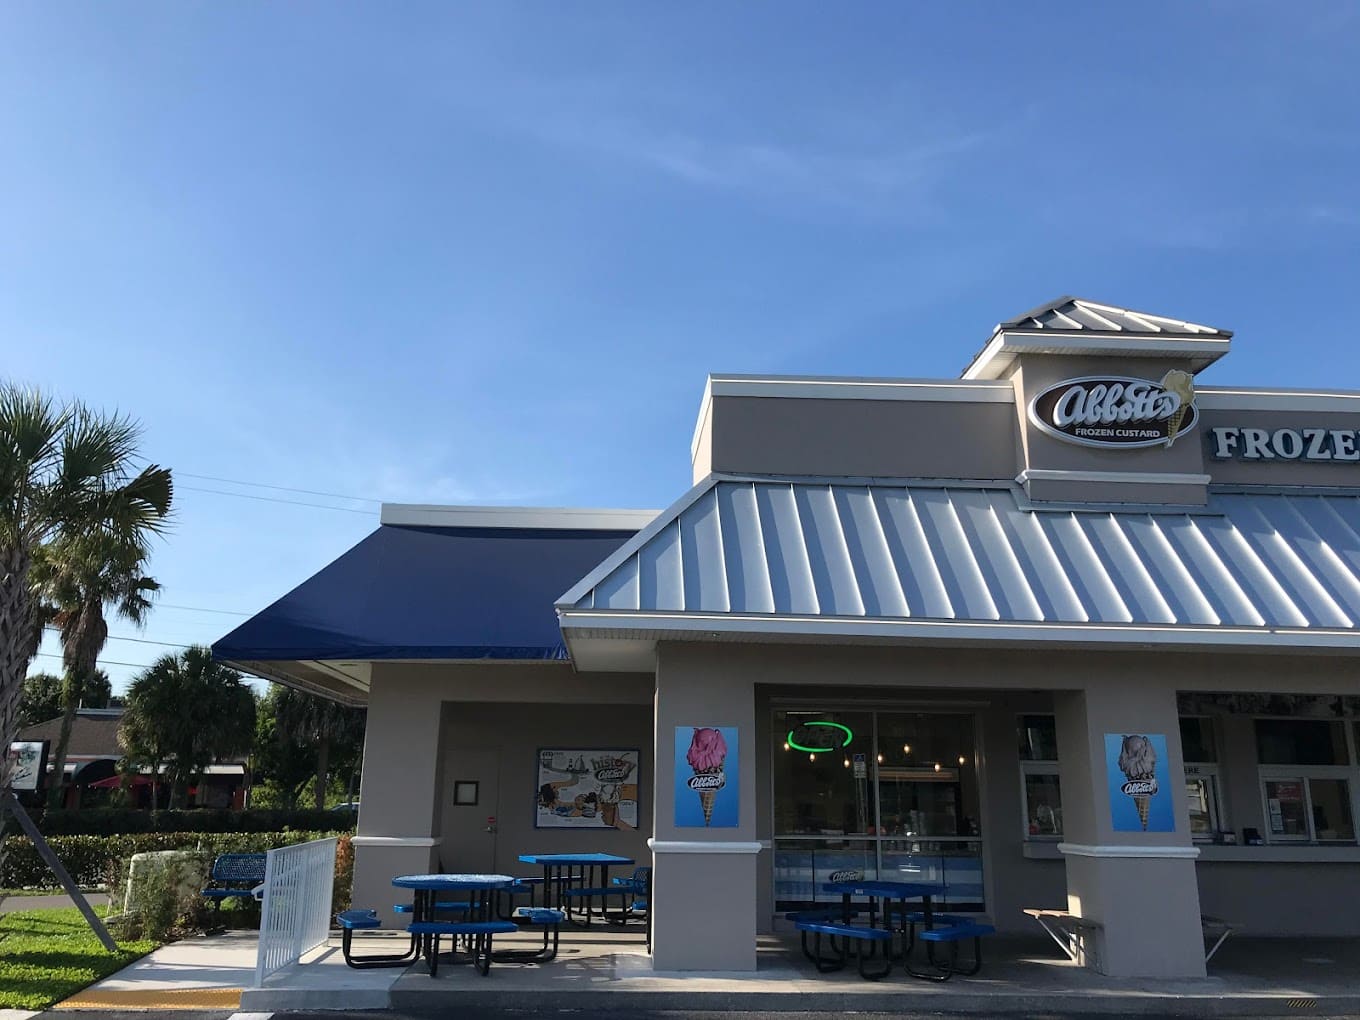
[1028,372,1198,450]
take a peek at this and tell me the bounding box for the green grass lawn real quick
[0,907,157,1010]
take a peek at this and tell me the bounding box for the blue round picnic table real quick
[392,874,519,972]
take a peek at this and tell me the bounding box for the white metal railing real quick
[253,837,338,987]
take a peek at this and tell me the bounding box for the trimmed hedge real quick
[0,830,345,888]
[38,808,356,836]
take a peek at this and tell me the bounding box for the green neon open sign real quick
[786,721,854,753]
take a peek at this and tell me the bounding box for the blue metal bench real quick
[336,909,420,969]
[908,921,996,981]
[200,853,267,914]
[502,906,564,962]
[794,919,894,980]
[408,920,517,976]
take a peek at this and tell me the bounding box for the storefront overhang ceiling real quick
[557,476,1360,671]
[213,512,651,703]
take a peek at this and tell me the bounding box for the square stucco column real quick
[650,644,760,971]
[1054,685,1204,978]
[351,674,444,928]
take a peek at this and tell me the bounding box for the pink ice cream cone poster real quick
[674,726,738,828]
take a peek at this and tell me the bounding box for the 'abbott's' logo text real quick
[1029,373,1198,449]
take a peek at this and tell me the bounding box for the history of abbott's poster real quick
[6,741,47,792]
[1106,733,1173,833]
[535,749,639,829]
[674,727,739,828]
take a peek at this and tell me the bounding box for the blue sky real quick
[3,3,1357,690]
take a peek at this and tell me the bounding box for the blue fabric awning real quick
[212,524,637,662]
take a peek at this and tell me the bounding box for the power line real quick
[42,628,189,650]
[36,652,154,670]
[157,604,250,616]
[177,472,380,505]
[179,484,377,515]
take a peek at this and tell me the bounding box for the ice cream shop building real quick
[215,297,1360,979]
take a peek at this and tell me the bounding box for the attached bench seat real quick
[907,921,996,981]
[408,920,517,977]
[336,909,419,969]
[1024,908,1103,968]
[502,907,565,963]
[794,919,895,980]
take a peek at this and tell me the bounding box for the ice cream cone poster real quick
[1105,733,1174,833]
[674,726,738,828]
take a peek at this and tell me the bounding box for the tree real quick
[31,533,162,806]
[18,672,63,728]
[252,686,317,809]
[266,685,365,809]
[120,646,255,810]
[1,385,171,886]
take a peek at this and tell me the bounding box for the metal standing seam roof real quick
[557,477,1360,645]
[997,297,1232,338]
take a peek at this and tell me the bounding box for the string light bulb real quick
[876,753,884,764]
[843,757,850,768]
[958,755,967,766]
[809,753,816,762]
[934,762,942,773]
[902,744,911,755]
[783,742,789,751]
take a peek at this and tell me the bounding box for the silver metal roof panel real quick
[560,478,1360,642]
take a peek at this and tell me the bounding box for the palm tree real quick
[31,533,161,807]
[271,687,365,808]
[0,385,172,798]
[120,647,255,810]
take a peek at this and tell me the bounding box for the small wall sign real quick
[1029,373,1198,449]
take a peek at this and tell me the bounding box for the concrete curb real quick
[381,986,1357,1015]
[239,987,393,1011]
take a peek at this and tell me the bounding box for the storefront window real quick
[875,713,979,838]
[773,711,876,835]
[1024,771,1063,838]
[1256,719,1349,766]
[1264,780,1312,840]
[1019,714,1061,840]
[1180,717,1217,763]
[772,708,983,913]
[1018,714,1058,761]
[1308,779,1354,842]
[1185,773,1220,839]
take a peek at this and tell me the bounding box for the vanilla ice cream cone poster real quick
[674,726,739,828]
[1105,733,1173,833]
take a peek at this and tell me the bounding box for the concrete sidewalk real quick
[53,927,1360,1015]
[54,932,400,1012]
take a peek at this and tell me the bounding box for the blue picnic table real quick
[517,853,635,925]
[393,873,518,976]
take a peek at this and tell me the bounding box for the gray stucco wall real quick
[438,701,654,876]
[705,395,1019,481]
